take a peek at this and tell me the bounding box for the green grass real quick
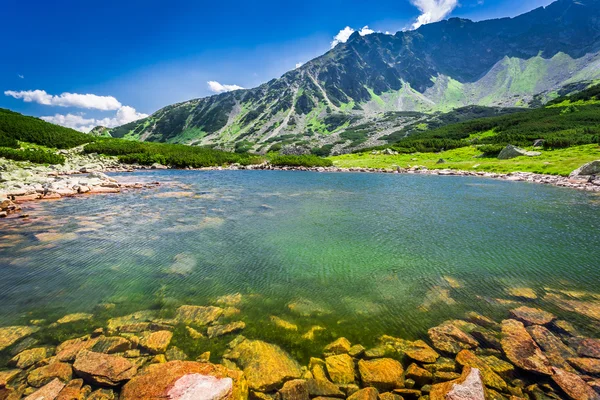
[331,144,600,176]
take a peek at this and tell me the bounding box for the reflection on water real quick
[1,170,599,360]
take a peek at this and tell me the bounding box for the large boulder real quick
[73,350,137,386]
[497,145,541,160]
[430,367,485,400]
[120,361,247,400]
[224,339,302,391]
[500,319,552,375]
[570,160,600,177]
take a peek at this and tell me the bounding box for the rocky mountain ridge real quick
[104,0,600,154]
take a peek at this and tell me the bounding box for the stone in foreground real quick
[225,338,302,391]
[501,319,552,375]
[357,358,404,391]
[430,367,485,400]
[551,367,600,400]
[73,350,137,386]
[120,361,246,400]
[23,378,65,400]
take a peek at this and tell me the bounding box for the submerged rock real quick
[510,306,556,326]
[578,338,600,359]
[55,313,93,325]
[324,338,352,355]
[428,322,478,354]
[27,362,72,387]
[120,361,246,400]
[207,322,246,339]
[9,347,52,369]
[455,350,507,391]
[500,319,552,375]
[138,330,173,354]
[551,367,600,400]
[568,357,600,375]
[527,325,576,371]
[288,299,331,317]
[325,354,355,384]
[279,379,309,400]
[348,387,378,400]
[506,287,537,300]
[0,325,40,351]
[175,305,224,325]
[224,338,302,391]
[73,350,137,387]
[270,316,298,331]
[357,358,404,391]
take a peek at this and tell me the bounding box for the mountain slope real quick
[106,0,600,154]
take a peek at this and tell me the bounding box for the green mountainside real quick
[98,0,600,154]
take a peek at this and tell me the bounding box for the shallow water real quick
[1,170,599,361]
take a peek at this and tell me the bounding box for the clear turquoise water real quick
[1,170,599,361]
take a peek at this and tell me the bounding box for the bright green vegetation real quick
[83,139,264,168]
[0,108,94,149]
[0,147,65,165]
[332,144,599,176]
[268,154,333,168]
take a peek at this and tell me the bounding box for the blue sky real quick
[1,0,554,131]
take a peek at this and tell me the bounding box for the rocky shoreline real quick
[1,296,600,400]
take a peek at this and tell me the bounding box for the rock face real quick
[357,358,404,391]
[0,325,40,351]
[551,367,600,400]
[430,367,485,400]
[500,319,553,375]
[224,339,302,391]
[72,350,137,386]
[570,160,600,177]
[120,361,247,400]
[497,145,541,160]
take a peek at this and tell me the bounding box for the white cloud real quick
[4,89,122,110]
[359,26,375,36]
[207,81,244,93]
[41,106,149,133]
[409,0,458,30]
[331,25,378,49]
[17,74,24,79]
[331,26,355,48]
[295,62,303,69]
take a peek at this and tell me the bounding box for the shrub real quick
[0,148,65,164]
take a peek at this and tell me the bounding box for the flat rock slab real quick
[501,319,552,375]
[551,367,600,400]
[225,338,302,392]
[510,306,556,326]
[23,378,65,400]
[0,325,40,351]
[73,350,137,386]
[120,361,246,400]
[175,305,224,325]
[357,358,404,391]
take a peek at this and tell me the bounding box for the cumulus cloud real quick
[410,0,458,30]
[331,26,355,48]
[207,81,244,93]
[359,26,375,36]
[4,89,122,110]
[295,62,303,69]
[41,106,149,133]
[331,25,377,48]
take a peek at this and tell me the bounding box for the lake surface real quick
[1,170,599,361]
